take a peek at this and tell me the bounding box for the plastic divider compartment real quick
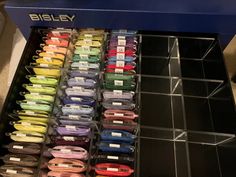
[140,35,180,77]
[181,78,224,98]
[140,75,236,135]
[138,33,236,177]
[140,92,185,130]
[188,143,222,177]
[177,134,236,177]
[139,138,189,177]
[218,141,236,177]
[186,141,236,177]
[140,74,185,130]
[178,37,228,80]
[141,76,182,94]
[182,78,236,134]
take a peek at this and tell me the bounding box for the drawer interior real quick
[0,30,236,177]
[139,34,236,177]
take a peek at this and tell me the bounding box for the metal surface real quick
[5,0,236,44]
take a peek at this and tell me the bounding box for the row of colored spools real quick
[42,29,105,177]
[0,28,139,177]
[94,30,139,177]
[0,28,72,176]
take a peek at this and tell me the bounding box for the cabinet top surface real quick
[6,0,236,15]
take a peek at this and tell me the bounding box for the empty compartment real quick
[209,98,236,134]
[141,35,177,57]
[180,59,205,78]
[140,93,171,128]
[140,35,180,76]
[141,57,170,76]
[184,97,215,132]
[139,138,176,177]
[141,76,181,94]
[184,94,236,133]
[181,78,224,97]
[179,38,227,80]
[175,142,190,177]
[180,59,227,80]
[218,141,236,177]
[141,56,181,77]
[203,60,228,80]
[188,143,222,177]
[203,42,228,80]
[178,37,215,59]
[141,76,170,93]
[139,138,189,177]
[140,93,185,129]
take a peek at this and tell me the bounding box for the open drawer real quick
[0,29,236,177]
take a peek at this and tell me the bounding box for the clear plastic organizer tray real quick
[137,34,236,177]
[0,29,236,177]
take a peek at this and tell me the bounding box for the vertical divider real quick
[201,39,217,142]
[175,37,192,177]
[169,38,180,177]
[86,127,95,177]
[215,146,223,177]
[136,33,142,177]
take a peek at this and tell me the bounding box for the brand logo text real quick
[29,14,75,22]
